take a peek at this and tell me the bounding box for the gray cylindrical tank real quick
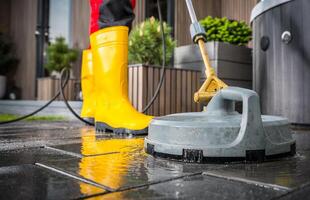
[251,0,310,125]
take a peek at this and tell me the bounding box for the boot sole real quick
[95,122,148,135]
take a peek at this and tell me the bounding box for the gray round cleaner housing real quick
[145,87,296,163]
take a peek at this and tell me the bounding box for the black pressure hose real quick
[142,0,166,113]
[59,68,94,126]
[0,0,166,125]
[0,71,70,125]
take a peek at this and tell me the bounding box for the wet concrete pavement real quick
[0,121,310,199]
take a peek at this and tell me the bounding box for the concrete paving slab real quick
[0,122,309,199]
[293,130,310,151]
[0,100,82,120]
[94,174,286,200]
[276,182,310,200]
[48,136,146,156]
[40,137,227,190]
[0,147,74,167]
[0,125,104,151]
[0,165,106,200]
[202,131,310,190]
[206,150,310,189]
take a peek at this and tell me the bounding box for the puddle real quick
[98,174,286,200]
[0,165,106,200]
[1,125,310,199]
[41,128,225,194]
[207,150,310,188]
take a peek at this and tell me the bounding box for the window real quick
[49,0,71,43]
[145,0,175,36]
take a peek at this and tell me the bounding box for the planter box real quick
[128,64,201,116]
[37,77,80,101]
[174,41,253,89]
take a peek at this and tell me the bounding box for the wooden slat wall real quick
[174,0,259,46]
[129,65,201,116]
[69,0,145,80]
[71,0,90,50]
[70,0,90,79]
[0,0,11,34]
[174,0,222,46]
[133,0,146,27]
[69,0,258,49]
[221,0,259,24]
[4,0,259,100]
[70,0,146,48]
[9,0,37,100]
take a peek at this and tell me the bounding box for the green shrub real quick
[0,33,18,75]
[200,16,252,46]
[45,37,78,74]
[129,17,176,65]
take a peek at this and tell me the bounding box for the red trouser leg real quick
[89,0,136,35]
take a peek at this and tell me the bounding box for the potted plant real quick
[0,33,18,99]
[174,16,253,90]
[129,16,176,66]
[45,37,78,78]
[127,17,201,116]
[37,37,79,101]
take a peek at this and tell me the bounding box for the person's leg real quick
[80,50,95,124]
[80,1,101,124]
[81,0,137,123]
[90,0,136,34]
[90,0,153,134]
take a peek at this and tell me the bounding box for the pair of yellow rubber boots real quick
[80,26,153,134]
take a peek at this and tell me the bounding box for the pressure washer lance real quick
[185,0,227,103]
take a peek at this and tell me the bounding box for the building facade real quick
[0,0,258,100]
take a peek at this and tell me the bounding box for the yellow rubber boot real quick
[90,26,153,134]
[80,50,96,124]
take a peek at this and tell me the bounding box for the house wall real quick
[174,0,222,46]
[4,0,259,100]
[69,0,146,79]
[9,0,37,100]
[70,0,147,49]
[67,0,259,62]
[133,0,147,27]
[70,0,90,79]
[174,0,259,46]
[0,0,11,34]
[221,0,259,24]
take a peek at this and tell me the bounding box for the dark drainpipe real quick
[35,0,49,95]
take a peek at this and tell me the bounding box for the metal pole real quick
[185,0,198,23]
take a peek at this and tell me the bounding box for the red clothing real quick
[89,0,136,34]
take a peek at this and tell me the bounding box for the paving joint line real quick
[44,146,120,158]
[84,152,120,157]
[44,146,84,158]
[35,162,115,192]
[203,171,292,192]
[271,181,310,200]
[77,172,203,200]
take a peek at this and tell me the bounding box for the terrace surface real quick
[0,121,310,199]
